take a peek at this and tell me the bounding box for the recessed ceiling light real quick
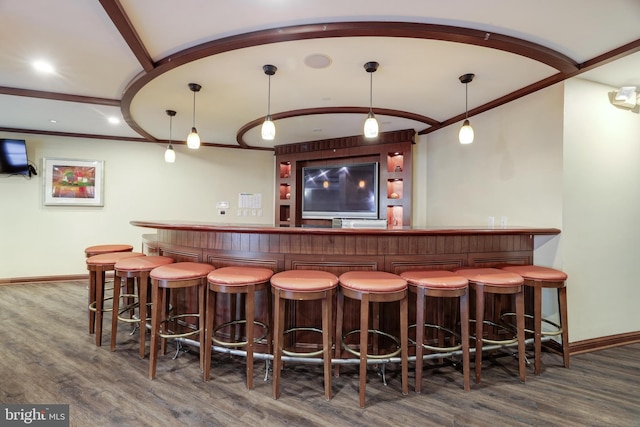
[50,119,57,123]
[304,54,332,69]
[108,117,120,125]
[33,60,54,73]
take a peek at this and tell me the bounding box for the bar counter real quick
[131,220,560,354]
[130,221,560,271]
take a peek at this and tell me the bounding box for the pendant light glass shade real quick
[164,145,176,162]
[261,64,277,141]
[187,83,201,149]
[458,119,474,145]
[459,73,475,145]
[364,111,379,138]
[261,116,275,140]
[187,127,200,149]
[164,109,176,163]
[363,61,379,138]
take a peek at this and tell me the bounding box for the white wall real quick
[563,78,640,341]
[0,134,275,279]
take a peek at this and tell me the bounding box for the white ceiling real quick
[1,0,639,150]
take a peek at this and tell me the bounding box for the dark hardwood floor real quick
[0,280,638,427]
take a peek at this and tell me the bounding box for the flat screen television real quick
[301,162,379,219]
[0,138,30,175]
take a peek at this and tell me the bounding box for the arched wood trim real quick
[120,21,579,144]
[237,107,438,147]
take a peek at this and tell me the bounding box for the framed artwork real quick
[43,158,105,206]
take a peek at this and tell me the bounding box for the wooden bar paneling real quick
[137,223,558,353]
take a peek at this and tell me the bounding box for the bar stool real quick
[148,262,214,379]
[86,251,145,346]
[335,271,408,408]
[270,270,339,401]
[500,265,569,374]
[400,270,470,393]
[85,244,133,258]
[454,268,526,384]
[84,244,134,335]
[203,266,274,389]
[110,255,175,358]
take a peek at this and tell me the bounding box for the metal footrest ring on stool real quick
[212,319,269,348]
[408,323,463,353]
[158,313,201,339]
[469,319,518,345]
[282,327,326,358]
[89,296,113,313]
[341,329,402,359]
[500,312,563,337]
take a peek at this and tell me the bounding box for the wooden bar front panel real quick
[136,223,557,353]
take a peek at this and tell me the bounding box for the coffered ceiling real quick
[1,0,639,150]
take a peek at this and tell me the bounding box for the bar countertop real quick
[130,220,560,236]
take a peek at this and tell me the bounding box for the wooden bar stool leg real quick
[534,285,543,375]
[474,284,484,384]
[149,280,161,379]
[460,291,471,392]
[400,291,409,396]
[359,293,370,409]
[334,290,344,378]
[138,272,149,358]
[322,290,332,400]
[95,267,105,347]
[110,274,122,351]
[272,290,284,399]
[415,287,426,393]
[516,290,526,382]
[559,286,570,368]
[160,288,168,355]
[203,285,216,381]
[88,270,96,334]
[198,281,206,372]
[245,285,255,389]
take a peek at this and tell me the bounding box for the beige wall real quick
[0,136,275,279]
[562,78,640,341]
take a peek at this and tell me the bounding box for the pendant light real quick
[187,83,201,149]
[261,64,277,140]
[363,61,379,138]
[458,73,475,145]
[164,109,176,163]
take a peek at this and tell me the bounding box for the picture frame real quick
[43,158,105,206]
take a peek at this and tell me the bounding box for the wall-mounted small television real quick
[301,162,379,219]
[0,138,30,176]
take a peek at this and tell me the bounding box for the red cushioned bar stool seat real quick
[203,266,274,390]
[86,251,146,347]
[110,256,175,358]
[454,268,526,384]
[501,265,569,374]
[400,270,471,393]
[148,262,214,380]
[335,271,409,408]
[85,244,134,258]
[270,269,339,401]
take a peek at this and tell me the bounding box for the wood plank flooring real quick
[0,280,638,427]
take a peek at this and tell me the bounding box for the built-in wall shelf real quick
[274,129,414,227]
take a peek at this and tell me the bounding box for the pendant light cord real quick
[169,115,173,146]
[267,74,272,117]
[192,91,196,127]
[369,71,373,113]
[465,83,469,119]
